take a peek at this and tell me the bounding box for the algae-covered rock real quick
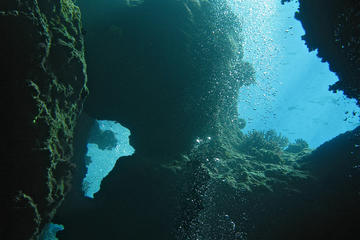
[175,127,359,239]
[286,138,309,153]
[80,0,253,155]
[1,0,88,239]
[52,1,359,240]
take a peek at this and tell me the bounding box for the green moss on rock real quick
[1,0,88,239]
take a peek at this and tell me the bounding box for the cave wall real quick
[54,0,256,239]
[1,0,88,239]
[2,0,357,239]
[54,1,359,239]
[80,0,254,156]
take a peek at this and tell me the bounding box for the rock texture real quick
[80,0,254,155]
[56,121,360,239]
[3,0,358,239]
[1,0,88,239]
[30,0,359,239]
[182,127,360,240]
[55,0,255,239]
[55,1,359,240]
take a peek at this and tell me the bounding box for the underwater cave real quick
[2,0,360,240]
[236,0,359,148]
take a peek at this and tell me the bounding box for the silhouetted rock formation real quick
[4,0,359,239]
[88,120,117,150]
[55,0,255,239]
[1,0,88,239]
[283,0,360,106]
[80,0,254,155]
[55,1,359,240]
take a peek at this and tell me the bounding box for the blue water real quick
[82,120,134,198]
[233,0,359,148]
[38,223,64,240]
[79,0,359,200]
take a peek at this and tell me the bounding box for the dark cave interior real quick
[1,0,360,239]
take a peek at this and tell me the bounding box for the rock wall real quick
[55,120,360,239]
[1,0,88,239]
[80,0,254,155]
[192,126,360,240]
[54,0,256,239]
[54,1,359,239]
[3,0,357,239]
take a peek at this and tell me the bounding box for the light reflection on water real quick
[82,120,134,198]
[230,0,359,148]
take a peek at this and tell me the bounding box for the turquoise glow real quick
[39,223,64,240]
[233,0,359,148]
[82,120,134,198]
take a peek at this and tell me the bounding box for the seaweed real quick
[286,138,309,153]
[240,129,289,152]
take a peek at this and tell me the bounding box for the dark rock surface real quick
[199,126,360,240]
[3,0,359,239]
[1,0,88,239]
[55,0,256,239]
[55,1,359,239]
[288,126,360,239]
[56,121,360,239]
[87,120,117,150]
[80,0,254,155]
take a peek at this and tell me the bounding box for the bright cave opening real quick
[82,120,135,198]
[45,1,360,239]
[233,0,359,149]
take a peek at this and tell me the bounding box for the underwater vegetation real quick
[237,0,359,149]
[2,0,359,240]
[240,130,289,152]
[286,138,309,153]
[1,0,87,239]
[55,1,360,238]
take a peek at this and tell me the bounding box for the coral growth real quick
[240,130,289,153]
[286,138,309,153]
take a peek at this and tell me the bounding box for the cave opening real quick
[50,0,360,240]
[235,0,359,148]
[82,120,135,198]
[4,0,360,239]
